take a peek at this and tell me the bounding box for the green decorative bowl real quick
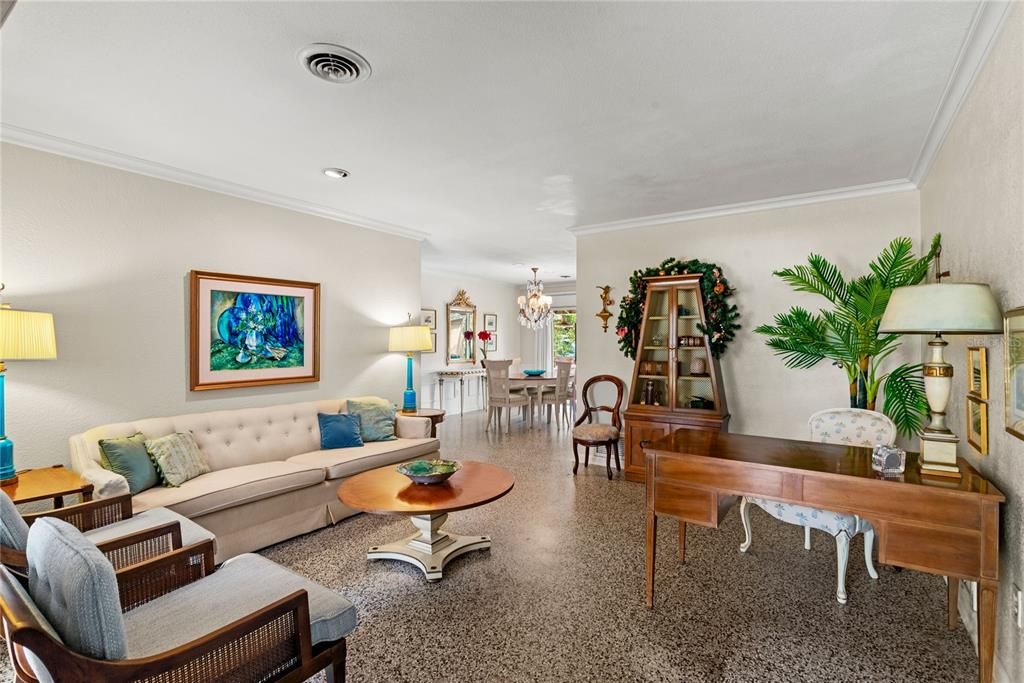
[397,459,461,485]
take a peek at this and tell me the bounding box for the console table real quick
[643,429,1004,683]
[436,369,487,415]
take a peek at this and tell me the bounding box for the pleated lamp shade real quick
[0,305,58,360]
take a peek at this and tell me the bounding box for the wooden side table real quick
[1,465,93,508]
[410,408,446,437]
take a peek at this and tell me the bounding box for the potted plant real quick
[754,235,940,437]
[477,330,493,363]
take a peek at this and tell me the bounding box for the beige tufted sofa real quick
[68,398,439,562]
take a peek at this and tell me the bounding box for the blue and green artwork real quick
[210,291,304,371]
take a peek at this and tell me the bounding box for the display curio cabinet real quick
[623,274,730,481]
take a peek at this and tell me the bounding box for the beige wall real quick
[576,190,921,441]
[420,270,522,411]
[920,6,1023,679]
[0,144,422,469]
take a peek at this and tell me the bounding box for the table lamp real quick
[389,317,432,414]
[0,303,58,484]
[879,283,1002,477]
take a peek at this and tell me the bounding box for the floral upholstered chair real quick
[739,408,897,604]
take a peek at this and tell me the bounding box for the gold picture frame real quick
[1006,307,1024,441]
[966,395,988,455]
[967,347,988,400]
[189,270,320,391]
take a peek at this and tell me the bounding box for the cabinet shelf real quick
[677,375,710,380]
[637,374,668,380]
[674,347,706,352]
[642,346,668,350]
[677,315,700,319]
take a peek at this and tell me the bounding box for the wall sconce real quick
[596,285,614,333]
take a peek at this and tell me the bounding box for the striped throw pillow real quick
[145,432,210,487]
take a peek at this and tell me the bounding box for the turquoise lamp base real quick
[401,352,418,414]
[0,371,15,484]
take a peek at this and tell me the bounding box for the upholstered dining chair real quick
[572,375,626,479]
[540,359,575,428]
[485,359,532,433]
[0,490,215,574]
[0,517,354,683]
[739,408,897,604]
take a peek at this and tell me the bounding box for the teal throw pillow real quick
[97,432,159,495]
[346,397,397,442]
[145,432,210,487]
[319,413,364,449]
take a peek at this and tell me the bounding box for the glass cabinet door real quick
[674,286,715,411]
[632,287,670,407]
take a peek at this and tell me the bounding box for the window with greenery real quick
[552,309,576,361]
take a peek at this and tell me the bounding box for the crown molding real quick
[0,124,429,241]
[567,179,917,237]
[909,1,1013,186]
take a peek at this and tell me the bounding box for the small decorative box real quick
[871,444,906,475]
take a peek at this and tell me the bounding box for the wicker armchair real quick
[1,492,214,573]
[1,520,352,683]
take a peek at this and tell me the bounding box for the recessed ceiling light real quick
[322,168,350,179]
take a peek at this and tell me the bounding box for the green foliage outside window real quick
[552,311,576,360]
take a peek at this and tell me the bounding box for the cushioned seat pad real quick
[123,553,356,657]
[573,424,619,441]
[130,462,325,518]
[84,507,216,550]
[287,438,440,480]
[747,497,861,537]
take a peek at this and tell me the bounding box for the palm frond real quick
[881,363,929,437]
[773,256,848,305]
[754,308,831,369]
[905,233,943,285]
[869,237,916,287]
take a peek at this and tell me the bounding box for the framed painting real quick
[429,333,437,353]
[966,395,988,455]
[485,333,497,353]
[484,313,497,332]
[967,347,988,400]
[189,270,320,391]
[421,308,437,330]
[1006,307,1024,440]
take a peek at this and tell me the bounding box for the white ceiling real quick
[0,1,995,283]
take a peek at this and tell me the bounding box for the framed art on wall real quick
[421,308,437,330]
[484,313,497,332]
[967,347,988,399]
[429,333,437,353]
[485,333,497,353]
[966,395,989,455]
[1006,307,1024,440]
[189,270,320,391]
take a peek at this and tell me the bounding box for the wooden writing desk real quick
[643,430,1004,683]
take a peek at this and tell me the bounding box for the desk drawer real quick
[881,522,981,578]
[654,481,716,527]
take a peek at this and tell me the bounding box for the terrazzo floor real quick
[1,412,980,682]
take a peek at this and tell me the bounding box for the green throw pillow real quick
[97,432,159,495]
[346,397,397,442]
[145,432,210,487]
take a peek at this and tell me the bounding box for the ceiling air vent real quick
[299,43,371,84]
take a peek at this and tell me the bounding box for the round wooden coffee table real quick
[338,461,514,581]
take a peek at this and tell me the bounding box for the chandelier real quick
[517,267,553,330]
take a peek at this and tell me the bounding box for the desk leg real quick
[438,378,445,411]
[979,579,997,683]
[459,378,465,416]
[947,577,959,630]
[678,521,686,562]
[645,511,657,608]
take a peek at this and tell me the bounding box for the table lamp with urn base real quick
[0,299,58,484]
[879,281,1002,478]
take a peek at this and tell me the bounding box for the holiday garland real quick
[615,258,740,360]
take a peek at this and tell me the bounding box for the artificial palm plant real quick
[754,235,941,437]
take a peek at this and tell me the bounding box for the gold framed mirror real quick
[446,289,477,365]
